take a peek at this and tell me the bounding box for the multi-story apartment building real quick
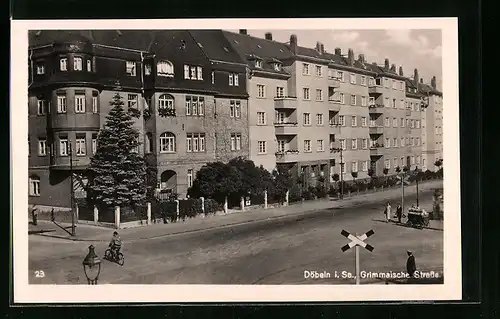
[28,29,443,208]
[28,30,248,206]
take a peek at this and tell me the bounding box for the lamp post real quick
[330,146,344,200]
[69,141,76,236]
[82,245,101,285]
[414,166,420,207]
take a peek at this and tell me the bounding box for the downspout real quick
[28,49,34,88]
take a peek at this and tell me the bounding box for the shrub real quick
[204,198,222,215]
[302,186,316,200]
[315,184,327,198]
[159,200,178,222]
[179,198,203,220]
[289,185,302,203]
[328,186,338,197]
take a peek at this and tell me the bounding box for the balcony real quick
[329,122,341,133]
[368,125,384,135]
[274,97,298,109]
[328,76,341,88]
[369,145,384,156]
[368,85,385,95]
[274,122,299,135]
[328,99,341,111]
[275,150,300,163]
[368,104,384,115]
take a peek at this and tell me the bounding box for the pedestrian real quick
[406,250,417,278]
[396,204,403,223]
[384,202,391,222]
[31,205,38,226]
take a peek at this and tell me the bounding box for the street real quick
[29,190,443,285]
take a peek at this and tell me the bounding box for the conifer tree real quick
[86,92,147,209]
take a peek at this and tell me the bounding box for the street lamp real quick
[82,245,101,285]
[414,166,420,207]
[330,146,344,200]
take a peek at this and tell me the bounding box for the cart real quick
[406,207,430,229]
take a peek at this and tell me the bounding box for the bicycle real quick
[104,247,125,266]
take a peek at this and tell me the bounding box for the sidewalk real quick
[29,179,443,242]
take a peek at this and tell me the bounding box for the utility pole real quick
[69,141,76,236]
[415,166,419,207]
[401,172,404,213]
[339,147,344,199]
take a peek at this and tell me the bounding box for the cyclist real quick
[108,231,122,258]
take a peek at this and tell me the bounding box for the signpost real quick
[341,229,375,285]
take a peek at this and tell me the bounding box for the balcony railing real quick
[274,96,298,109]
[275,150,300,163]
[368,125,384,135]
[274,122,299,135]
[328,76,341,88]
[368,104,384,114]
[328,99,341,111]
[368,85,385,95]
[369,144,384,156]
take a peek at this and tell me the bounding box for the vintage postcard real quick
[11,18,460,303]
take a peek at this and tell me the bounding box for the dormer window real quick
[145,64,152,75]
[36,62,45,75]
[60,58,67,71]
[126,61,136,76]
[74,57,83,71]
[273,63,282,72]
[157,60,174,77]
[255,60,262,68]
[86,60,92,72]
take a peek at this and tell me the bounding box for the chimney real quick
[316,41,321,52]
[384,58,390,69]
[290,34,298,54]
[431,76,437,89]
[358,54,365,64]
[265,32,272,41]
[399,66,404,76]
[390,64,396,72]
[320,44,325,53]
[334,47,341,56]
[239,29,247,35]
[348,48,354,66]
[413,68,419,86]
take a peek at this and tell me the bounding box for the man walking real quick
[396,204,403,223]
[406,250,417,278]
[384,203,392,223]
[30,205,38,226]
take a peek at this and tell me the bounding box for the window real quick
[230,133,242,151]
[411,120,415,128]
[92,136,97,155]
[351,139,357,150]
[75,95,85,113]
[368,77,374,86]
[229,100,241,118]
[29,176,40,196]
[310,65,320,77]
[56,95,67,113]
[351,161,358,173]
[400,118,404,127]
[340,139,346,150]
[315,89,323,101]
[275,86,285,98]
[229,73,238,86]
[317,139,324,151]
[337,71,345,82]
[304,140,311,152]
[37,100,46,115]
[157,60,174,77]
[360,76,366,86]
[416,120,421,128]
[316,113,323,125]
[60,58,67,71]
[385,138,390,148]
[361,96,367,106]
[350,95,356,105]
[186,169,194,188]
[126,61,136,76]
[393,118,398,127]
[411,138,415,146]
[197,67,204,81]
[273,63,282,71]
[392,98,396,108]
[361,117,367,127]
[38,138,47,156]
[399,81,404,90]
[339,93,345,104]
[350,73,356,84]
[128,94,138,108]
[416,138,420,146]
[92,95,98,113]
[159,94,175,112]
[73,57,83,71]
[257,112,266,125]
[393,138,397,147]
[392,80,397,89]
[411,156,415,165]
[258,141,267,154]
[302,63,310,75]
[303,88,310,100]
[416,156,421,165]
[385,117,390,127]
[339,115,345,126]
[393,157,398,167]
[76,135,86,156]
[362,161,368,172]
[384,78,390,88]
[257,84,265,98]
[59,137,68,156]
[145,64,152,75]
[186,133,205,152]
[384,97,389,107]
[362,139,368,149]
[211,71,215,84]
[184,65,190,79]
[190,66,196,79]
[369,97,375,105]
[303,113,311,125]
[160,132,176,153]
[351,116,357,127]
[385,159,391,169]
[255,60,263,68]
[277,140,286,152]
[36,62,45,75]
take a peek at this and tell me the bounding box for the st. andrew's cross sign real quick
[341,229,375,285]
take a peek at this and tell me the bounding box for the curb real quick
[33,186,440,243]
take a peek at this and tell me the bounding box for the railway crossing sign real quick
[341,229,375,285]
[396,175,410,186]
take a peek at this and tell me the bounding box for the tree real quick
[271,166,294,203]
[332,173,340,190]
[395,166,401,174]
[434,159,443,169]
[86,92,147,209]
[228,157,270,197]
[367,168,375,178]
[351,171,358,192]
[188,161,241,203]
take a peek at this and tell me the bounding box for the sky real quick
[228,29,442,90]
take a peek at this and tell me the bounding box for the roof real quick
[221,30,293,74]
[188,30,244,65]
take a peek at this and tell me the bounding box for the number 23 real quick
[35,270,45,278]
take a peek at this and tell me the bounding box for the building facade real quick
[28,29,443,208]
